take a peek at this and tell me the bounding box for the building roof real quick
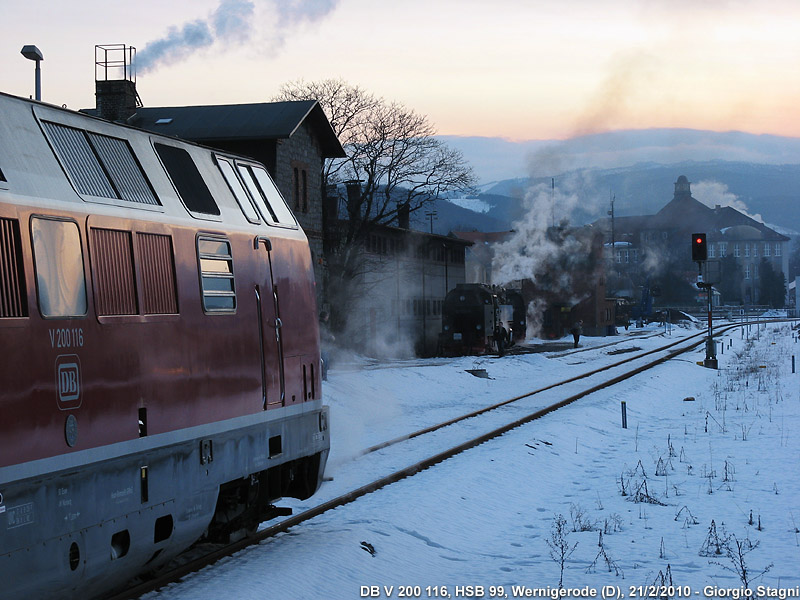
[375,223,473,246]
[598,175,788,243]
[97,100,346,158]
[451,230,515,244]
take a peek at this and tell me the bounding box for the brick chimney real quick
[94,44,140,122]
[397,202,410,229]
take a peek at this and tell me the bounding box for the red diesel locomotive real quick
[0,90,329,599]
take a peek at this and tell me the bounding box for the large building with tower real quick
[598,175,789,306]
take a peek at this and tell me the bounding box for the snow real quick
[144,322,800,599]
[446,197,494,214]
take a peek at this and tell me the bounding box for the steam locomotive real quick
[0,91,329,599]
[439,283,526,355]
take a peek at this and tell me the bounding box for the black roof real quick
[107,100,345,158]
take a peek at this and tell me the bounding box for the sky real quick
[3,0,800,141]
[141,319,800,598]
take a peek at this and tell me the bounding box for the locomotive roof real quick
[0,90,307,238]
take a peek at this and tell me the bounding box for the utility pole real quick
[425,210,437,234]
[608,192,615,265]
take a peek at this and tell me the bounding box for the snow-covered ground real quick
[144,321,800,599]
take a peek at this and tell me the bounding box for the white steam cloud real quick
[692,179,764,223]
[136,0,339,74]
[491,175,602,336]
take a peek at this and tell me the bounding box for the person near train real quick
[570,320,583,348]
[495,323,508,357]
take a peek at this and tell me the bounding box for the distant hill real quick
[427,160,800,237]
[439,128,800,183]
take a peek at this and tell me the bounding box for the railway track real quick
[106,319,791,600]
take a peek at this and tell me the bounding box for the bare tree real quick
[273,79,379,187]
[273,79,476,333]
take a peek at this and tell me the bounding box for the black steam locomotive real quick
[439,283,526,355]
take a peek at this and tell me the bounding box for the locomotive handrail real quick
[253,235,272,251]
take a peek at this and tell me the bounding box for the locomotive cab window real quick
[31,217,87,318]
[197,236,236,313]
[237,163,297,227]
[155,143,220,217]
[215,156,261,224]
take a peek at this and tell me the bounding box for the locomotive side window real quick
[90,228,138,316]
[215,157,261,224]
[0,217,28,317]
[41,122,160,206]
[31,217,87,318]
[154,144,220,217]
[241,164,298,227]
[197,236,236,313]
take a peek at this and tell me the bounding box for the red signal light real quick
[691,233,707,261]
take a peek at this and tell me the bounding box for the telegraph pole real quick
[608,192,615,265]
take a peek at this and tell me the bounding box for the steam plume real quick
[692,179,764,223]
[137,0,339,74]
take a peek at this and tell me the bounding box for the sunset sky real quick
[3,0,799,141]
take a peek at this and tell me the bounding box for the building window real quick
[752,243,757,257]
[31,217,87,318]
[719,242,727,257]
[744,264,750,279]
[744,244,750,257]
[197,236,236,313]
[302,170,308,213]
[734,244,740,258]
[293,167,300,210]
[708,243,715,258]
[775,243,781,256]
[764,242,770,257]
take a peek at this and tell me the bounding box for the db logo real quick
[55,355,82,409]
